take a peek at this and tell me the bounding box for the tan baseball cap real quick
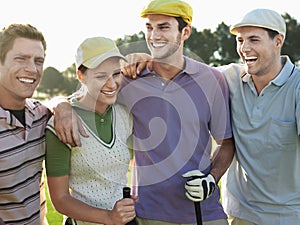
[75,36,126,69]
[230,8,286,37]
[140,0,193,25]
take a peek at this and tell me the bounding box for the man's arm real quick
[45,96,88,147]
[121,53,153,78]
[210,138,235,183]
[182,138,235,202]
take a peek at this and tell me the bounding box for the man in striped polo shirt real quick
[0,23,50,225]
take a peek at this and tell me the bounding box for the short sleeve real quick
[45,129,71,176]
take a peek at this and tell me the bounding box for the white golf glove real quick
[182,170,216,202]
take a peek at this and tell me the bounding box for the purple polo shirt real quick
[118,57,232,223]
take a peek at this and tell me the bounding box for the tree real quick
[37,67,66,98]
[212,22,239,66]
[62,63,80,96]
[38,14,299,101]
[113,14,300,66]
[116,32,150,56]
[185,27,217,64]
[282,13,300,65]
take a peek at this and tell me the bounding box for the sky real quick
[1,0,299,71]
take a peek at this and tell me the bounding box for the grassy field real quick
[45,184,63,224]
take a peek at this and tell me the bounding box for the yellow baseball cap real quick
[140,0,193,25]
[230,8,286,37]
[75,37,126,69]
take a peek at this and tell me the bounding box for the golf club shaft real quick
[194,201,203,225]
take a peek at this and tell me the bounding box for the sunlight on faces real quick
[0,38,45,104]
[235,26,281,77]
[145,14,183,60]
[79,57,123,113]
[230,8,286,77]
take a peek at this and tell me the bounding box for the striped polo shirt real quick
[0,99,50,225]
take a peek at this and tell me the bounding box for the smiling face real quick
[78,57,123,114]
[235,26,283,78]
[145,14,184,61]
[0,37,45,109]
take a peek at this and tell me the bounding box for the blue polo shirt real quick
[118,56,232,223]
[220,56,300,225]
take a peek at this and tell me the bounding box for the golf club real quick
[187,177,203,225]
[123,187,137,225]
[194,201,203,225]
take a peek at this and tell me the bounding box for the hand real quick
[53,101,88,147]
[108,198,136,225]
[121,53,153,79]
[182,170,216,202]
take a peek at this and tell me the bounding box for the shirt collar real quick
[139,56,197,77]
[0,99,38,127]
[271,56,295,86]
[71,99,112,116]
[241,56,295,86]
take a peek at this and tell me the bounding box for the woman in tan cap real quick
[45,37,136,225]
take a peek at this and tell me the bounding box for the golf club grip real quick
[123,187,131,198]
[123,187,137,225]
[187,176,203,225]
[194,202,203,225]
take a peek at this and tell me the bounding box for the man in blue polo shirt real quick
[219,9,300,225]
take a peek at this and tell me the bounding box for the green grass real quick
[45,184,63,224]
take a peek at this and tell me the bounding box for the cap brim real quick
[230,23,285,36]
[83,52,127,69]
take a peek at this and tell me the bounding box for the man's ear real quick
[275,34,285,48]
[182,25,192,41]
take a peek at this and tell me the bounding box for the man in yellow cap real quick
[118,0,235,225]
[122,7,300,225]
